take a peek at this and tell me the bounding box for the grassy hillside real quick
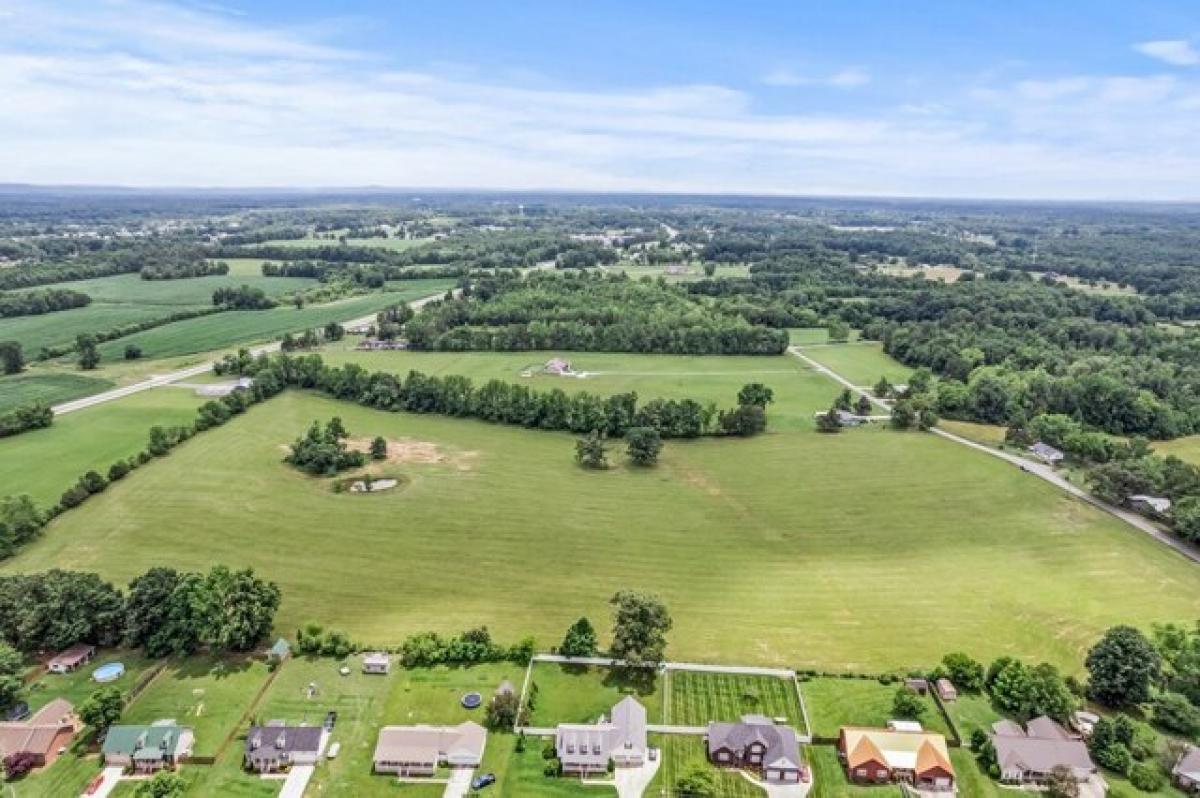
[8,377,1199,671]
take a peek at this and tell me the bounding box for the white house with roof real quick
[555,696,648,775]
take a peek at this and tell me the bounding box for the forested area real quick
[0,287,90,317]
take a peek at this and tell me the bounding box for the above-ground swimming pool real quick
[92,662,125,683]
[461,692,482,709]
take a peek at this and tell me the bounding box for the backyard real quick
[666,669,806,732]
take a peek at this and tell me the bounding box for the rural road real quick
[51,290,450,416]
[787,346,1200,566]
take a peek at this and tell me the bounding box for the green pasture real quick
[93,281,452,361]
[8,380,1200,672]
[0,372,113,412]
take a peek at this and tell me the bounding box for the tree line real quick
[0,402,53,439]
[0,288,90,318]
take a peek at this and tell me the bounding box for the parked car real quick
[324,710,337,730]
[471,773,496,790]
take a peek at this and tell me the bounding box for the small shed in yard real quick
[48,644,95,674]
[362,652,390,675]
[904,677,930,695]
[935,679,957,702]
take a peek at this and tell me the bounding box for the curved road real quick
[52,290,450,416]
[788,346,1200,566]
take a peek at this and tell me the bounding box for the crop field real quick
[0,302,172,353]
[92,280,452,360]
[318,347,840,432]
[525,662,663,726]
[121,655,271,757]
[0,372,113,412]
[8,360,1200,672]
[0,387,204,505]
[800,678,951,739]
[792,342,913,386]
[666,670,805,731]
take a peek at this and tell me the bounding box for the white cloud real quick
[760,66,869,89]
[1134,39,1200,67]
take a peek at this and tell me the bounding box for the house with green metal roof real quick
[268,638,291,661]
[102,723,194,772]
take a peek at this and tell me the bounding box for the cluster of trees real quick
[215,352,766,441]
[404,272,788,355]
[0,288,90,318]
[141,260,229,280]
[213,284,276,309]
[0,402,52,439]
[398,627,535,668]
[284,418,367,476]
[261,259,468,284]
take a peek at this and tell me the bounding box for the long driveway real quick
[51,290,450,416]
[787,346,1200,566]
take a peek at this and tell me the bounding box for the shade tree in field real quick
[559,617,598,657]
[575,431,609,470]
[939,652,985,693]
[0,341,24,374]
[736,383,774,408]
[76,333,100,370]
[370,436,388,460]
[985,657,1075,721]
[285,418,367,476]
[815,406,842,433]
[624,427,662,466]
[609,590,672,666]
[1085,625,1161,707]
[0,496,43,559]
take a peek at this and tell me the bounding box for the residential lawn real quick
[948,748,1002,798]
[807,746,900,798]
[0,387,203,505]
[121,654,272,757]
[316,347,841,432]
[24,648,161,712]
[525,662,663,726]
[667,670,806,733]
[1154,434,1200,467]
[792,342,913,387]
[1105,769,1190,798]
[6,747,103,798]
[800,678,952,739]
[7,357,1200,672]
[480,732,617,797]
[0,372,113,412]
[647,734,762,797]
[938,420,1008,446]
[94,282,453,361]
[385,661,523,725]
[941,693,1004,739]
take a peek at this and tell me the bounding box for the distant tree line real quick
[261,260,469,285]
[141,259,228,280]
[212,284,276,309]
[0,288,91,318]
[0,242,216,290]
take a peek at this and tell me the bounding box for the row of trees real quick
[141,260,229,280]
[212,284,276,309]
[0,288,90,318]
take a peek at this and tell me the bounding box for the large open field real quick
[92,280,451,360]
[791,342,913,387]
[6,346,1200,671]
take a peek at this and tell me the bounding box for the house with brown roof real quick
[373,721,486,776]
[555,696,647,775]
[0,699,78,769]
[991,716,1098,786]
[838,727,955,791]
[48,644,95,674]
[707,715,806,784]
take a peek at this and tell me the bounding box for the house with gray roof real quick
[1029,442,1065,464]
[102,723,193,773]
[373,721,486,776]
[1174,744,1200,792]
[244,724,323,773]
[707,714,806,784]
[991,716,1097,786]
[555,696,648,775]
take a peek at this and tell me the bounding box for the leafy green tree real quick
[78,686,124,731]
[718,404,766,436]
[816,406,842,433]
[76,334,100,370]
[873,376,892,398]
[609,590,672,666]
[1044,765,1080,798]
[854,394,873,416]
[203,565,282,652]
[135,771,186,798]
[485,690,521,729]
[676,767,717,797]
[559,617,598,657]
[625,427,662,466]
[826,320,850,343]
[737,383,774,408]
[0,341,22,375]
[1151,692,1200,736]
[0,495,44,559]
[0,570,125,651]
[1086,626,1161,707]
[370,436,388,460]
[0,642,23,713]
[892,688,926,720]
[125,567,181,652]
[124,344,142,360]
[1128,761,1165,791]
[574,431,609,470]
[941,652,985,692]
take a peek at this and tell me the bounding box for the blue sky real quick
[2,0,1199,198]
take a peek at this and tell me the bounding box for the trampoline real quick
[93,662,125,683]
[461,692,482,709]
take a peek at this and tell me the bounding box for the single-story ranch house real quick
[0,699,78,768]
[706,714,806,784]
[102,723,194,773]
[555,696,648,775]
[839,727,955,791]
[244,724,324,773]
[48,644,95,674]
[373,721,486,776]
[991,717,1098,786]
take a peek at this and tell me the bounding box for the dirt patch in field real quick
[345,437,480,472]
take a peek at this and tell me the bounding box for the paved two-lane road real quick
[51,290,450,416]
[788,346,1200,566]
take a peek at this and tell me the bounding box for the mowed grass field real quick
[93,280,452,361]
[7,347,1200,671]
[792,341,913,386]
[1155,435,1200,467]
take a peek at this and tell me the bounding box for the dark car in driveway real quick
[324,710,337,730]
[471,773,496,790]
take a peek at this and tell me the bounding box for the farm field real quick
[8,377,1200,672]
[0,372,113,412]
[801,678,951,739]
[0,387,204,505]
[792,341,913,386]
[318,347,839,432]
[93,281,452,361]
[120,654,271,757]
[525,662,663,726]
[666,670,806,731]
[0,302,172,353]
